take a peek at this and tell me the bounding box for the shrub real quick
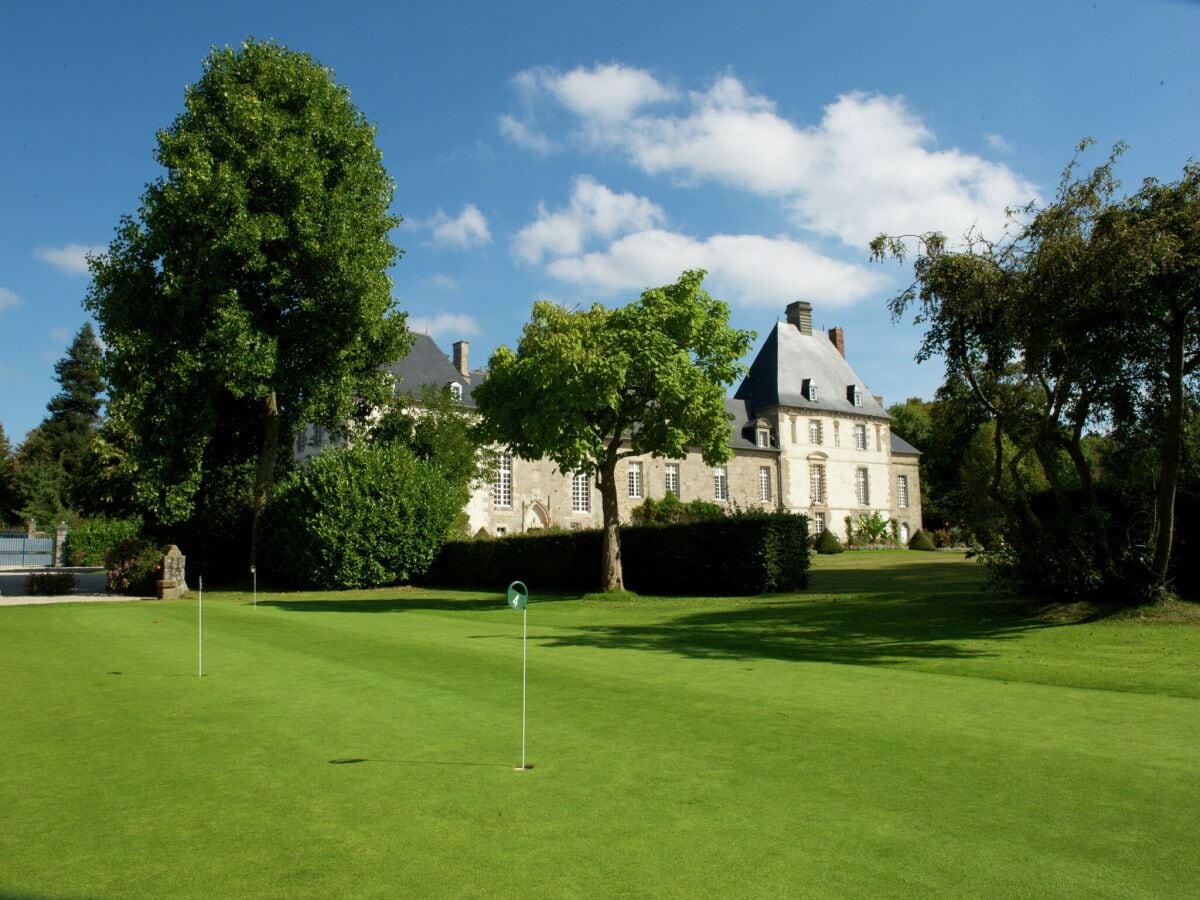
[105,538,162,595]
[908,529,937,551]
[814,528,845,554]
[262,443,466,590]
[931,528,955,548]
[631,494,726,525]
[25,572,76,595]
[64,516,143,566]
[851,511,892,546]
[423,512,810,595]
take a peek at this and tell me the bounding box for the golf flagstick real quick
[198,575,203,678]
[507,581,530,770]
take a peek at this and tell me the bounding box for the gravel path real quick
[0,593,151,607]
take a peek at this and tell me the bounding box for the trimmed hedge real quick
[25,572,76,595]
[813,528,845,554]
[64,516,144,567]
[908,529,937,551]
[423,512,810,595]
[262,443,466,590]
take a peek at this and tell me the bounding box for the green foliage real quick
[0,423,17,525]
[369,385,494,488]
[907,529,937,551]
[24,572,76,595]
[64,516,144,566]
[630,493,726,525]
[262,443,464,589]
[85,38,410,541]
[850,511,892,546]
[424,512,810,595]
[104,538,162,595]
[814,528,845,554]
[874,143,1200,598]
[474,270,754,590]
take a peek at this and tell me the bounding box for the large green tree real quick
[0,423,19,525]
[873,142,1200,597]
[474,270,754,591]
[86,39,410,563]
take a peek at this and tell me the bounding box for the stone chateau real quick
[296,301,922,543]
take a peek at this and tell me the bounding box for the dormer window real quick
[757,428,770,448]
[803,379,818,402]
[449,382,463,403]
[848,385,862,407]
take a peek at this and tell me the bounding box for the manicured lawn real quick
[2,552,1197,898]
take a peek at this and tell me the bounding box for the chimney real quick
[785,301,813,335]
[452,341,469,379]
[829,327,845,357]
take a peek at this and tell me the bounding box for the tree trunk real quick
[1150,307,1185,588]
[249,390,281,569]
[598,456,624,592]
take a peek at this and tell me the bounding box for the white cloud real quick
[34,244,105,275]
[543,64,676,123]
[498,114,556,155]
[504,67,1038,247]
[0,287,19,311]
[423,274,460,291]
[986,132,1014,153]
[408,312,481,340]
[544,228,887,308]
[429,204,492,249]
[513,176,666,265]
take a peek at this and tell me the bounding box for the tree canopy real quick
[85,39,409,562]
[474,270,754,591]
[873,142,1200,599]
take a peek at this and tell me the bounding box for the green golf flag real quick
[507,581,528,610]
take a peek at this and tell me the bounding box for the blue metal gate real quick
[0,530,54,566]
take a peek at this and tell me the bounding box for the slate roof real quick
[726,397,776,451]
[387,333,479,407]
[890,432,921,456]
[734,322,890,421]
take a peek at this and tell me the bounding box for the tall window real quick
[572,471,591,512]
[813,511,826,534]
[854,423,867,450]
[664,463,680,497]
[809,419,823,445]
[855,467,870,505]
[628,461,643,498]
[897,474,909,508]
[493,454,512,508]
[713,465,729,501]
[758,466,772,502]
[809,464,826,504]
[833,421,840,447]
[790,417,797,444]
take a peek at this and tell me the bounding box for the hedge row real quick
[422,513,809,595]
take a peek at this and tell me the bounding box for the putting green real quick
[2,552,1197,897]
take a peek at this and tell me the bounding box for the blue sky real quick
[2,0,1197,444]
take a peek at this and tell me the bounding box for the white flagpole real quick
[521,604,527,770]
[198,575,203,678]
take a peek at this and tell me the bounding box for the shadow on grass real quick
[328,756,510,768]
[257,593,580,614]
[539,562,1051,666]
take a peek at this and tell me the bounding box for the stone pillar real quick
[157,546,188,599]
[54,522,69,567]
